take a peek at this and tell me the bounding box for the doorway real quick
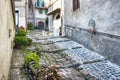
[38,22,44,29]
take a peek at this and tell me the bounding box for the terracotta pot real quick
[14,44,22,49]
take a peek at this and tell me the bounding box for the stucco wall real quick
[48,15,54,31]
[35,9,47,18]
[34,9,47,28]
[15,0,26,28]
[0,0,15,79]
[48,0,62,36]
[64,0,120,65]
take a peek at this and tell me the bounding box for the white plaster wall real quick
[48,0,61,12]
[64,0,120,36]
[48,0,62,36]
[48,15,53,31]
[15,0,26,28]
[53,18,61,36]
[0,0,15,79]
[35,9,47,18]
[15,0,26,7]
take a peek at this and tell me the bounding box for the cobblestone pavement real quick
[28,30,120,80]
[10,30,120,80]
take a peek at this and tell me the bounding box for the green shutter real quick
[39,10,43,14]
[45,10,48,14]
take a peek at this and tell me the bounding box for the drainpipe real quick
[25,0,27,29]
[61,0,65,36]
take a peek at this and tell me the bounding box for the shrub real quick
[27,38,32,45]
[16,30,27,36]
[25,52,40,69]
[27,23,33,30]
[14,36,29,46]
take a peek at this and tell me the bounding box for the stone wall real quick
[64,0,120,66]
[0,0,15,79]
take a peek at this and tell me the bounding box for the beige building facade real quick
[48,0,64,36]
[27,0,48,29]
[0,0,15,79]
[15,0,27,29]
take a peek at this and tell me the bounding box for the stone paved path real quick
[27,30,97,80]
[9,50,27,80]
[28,30,120,80]
[9,30,120,80]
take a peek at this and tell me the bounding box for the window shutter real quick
[73,0,75,11]
[73,0,80,11]
[77,0,80,8]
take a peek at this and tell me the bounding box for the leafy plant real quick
[14,36,29,46]
[16,30,27,36]
[25,52,40,69]
[27,38,32,45]
[27,23,33,30]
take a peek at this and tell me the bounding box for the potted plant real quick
[27,38,32,46]
[14,36,29,49]
[14,29,28,49]
[25,52,40,69]
[15,30,27,36]
[27,23,33,30]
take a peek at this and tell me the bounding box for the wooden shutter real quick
[73,0,80,11]
[77,0,80,8]
[73,0,75,11]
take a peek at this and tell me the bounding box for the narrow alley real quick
[9,30,120,80]
[1,0,120,80]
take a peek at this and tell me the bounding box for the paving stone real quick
[64,48,105,64]
[26,30,120,80]
[81,60,120,80]
[80,70,89,76]
[75,77,85,80]
[47,37,70,42]
[55,41,83,49]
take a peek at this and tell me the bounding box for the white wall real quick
[53,18,61,36]
[48,0,62,36]
[64,0,120,36]
[48,15,53,31]
[15,0,26,28]
[35,9,47,18]
[0,0,15,79]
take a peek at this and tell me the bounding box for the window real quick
[56,14,60,20]
[45,10,48,14]
[39,10,43,14]
[54,13,60,20]
[73,0,80,11]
